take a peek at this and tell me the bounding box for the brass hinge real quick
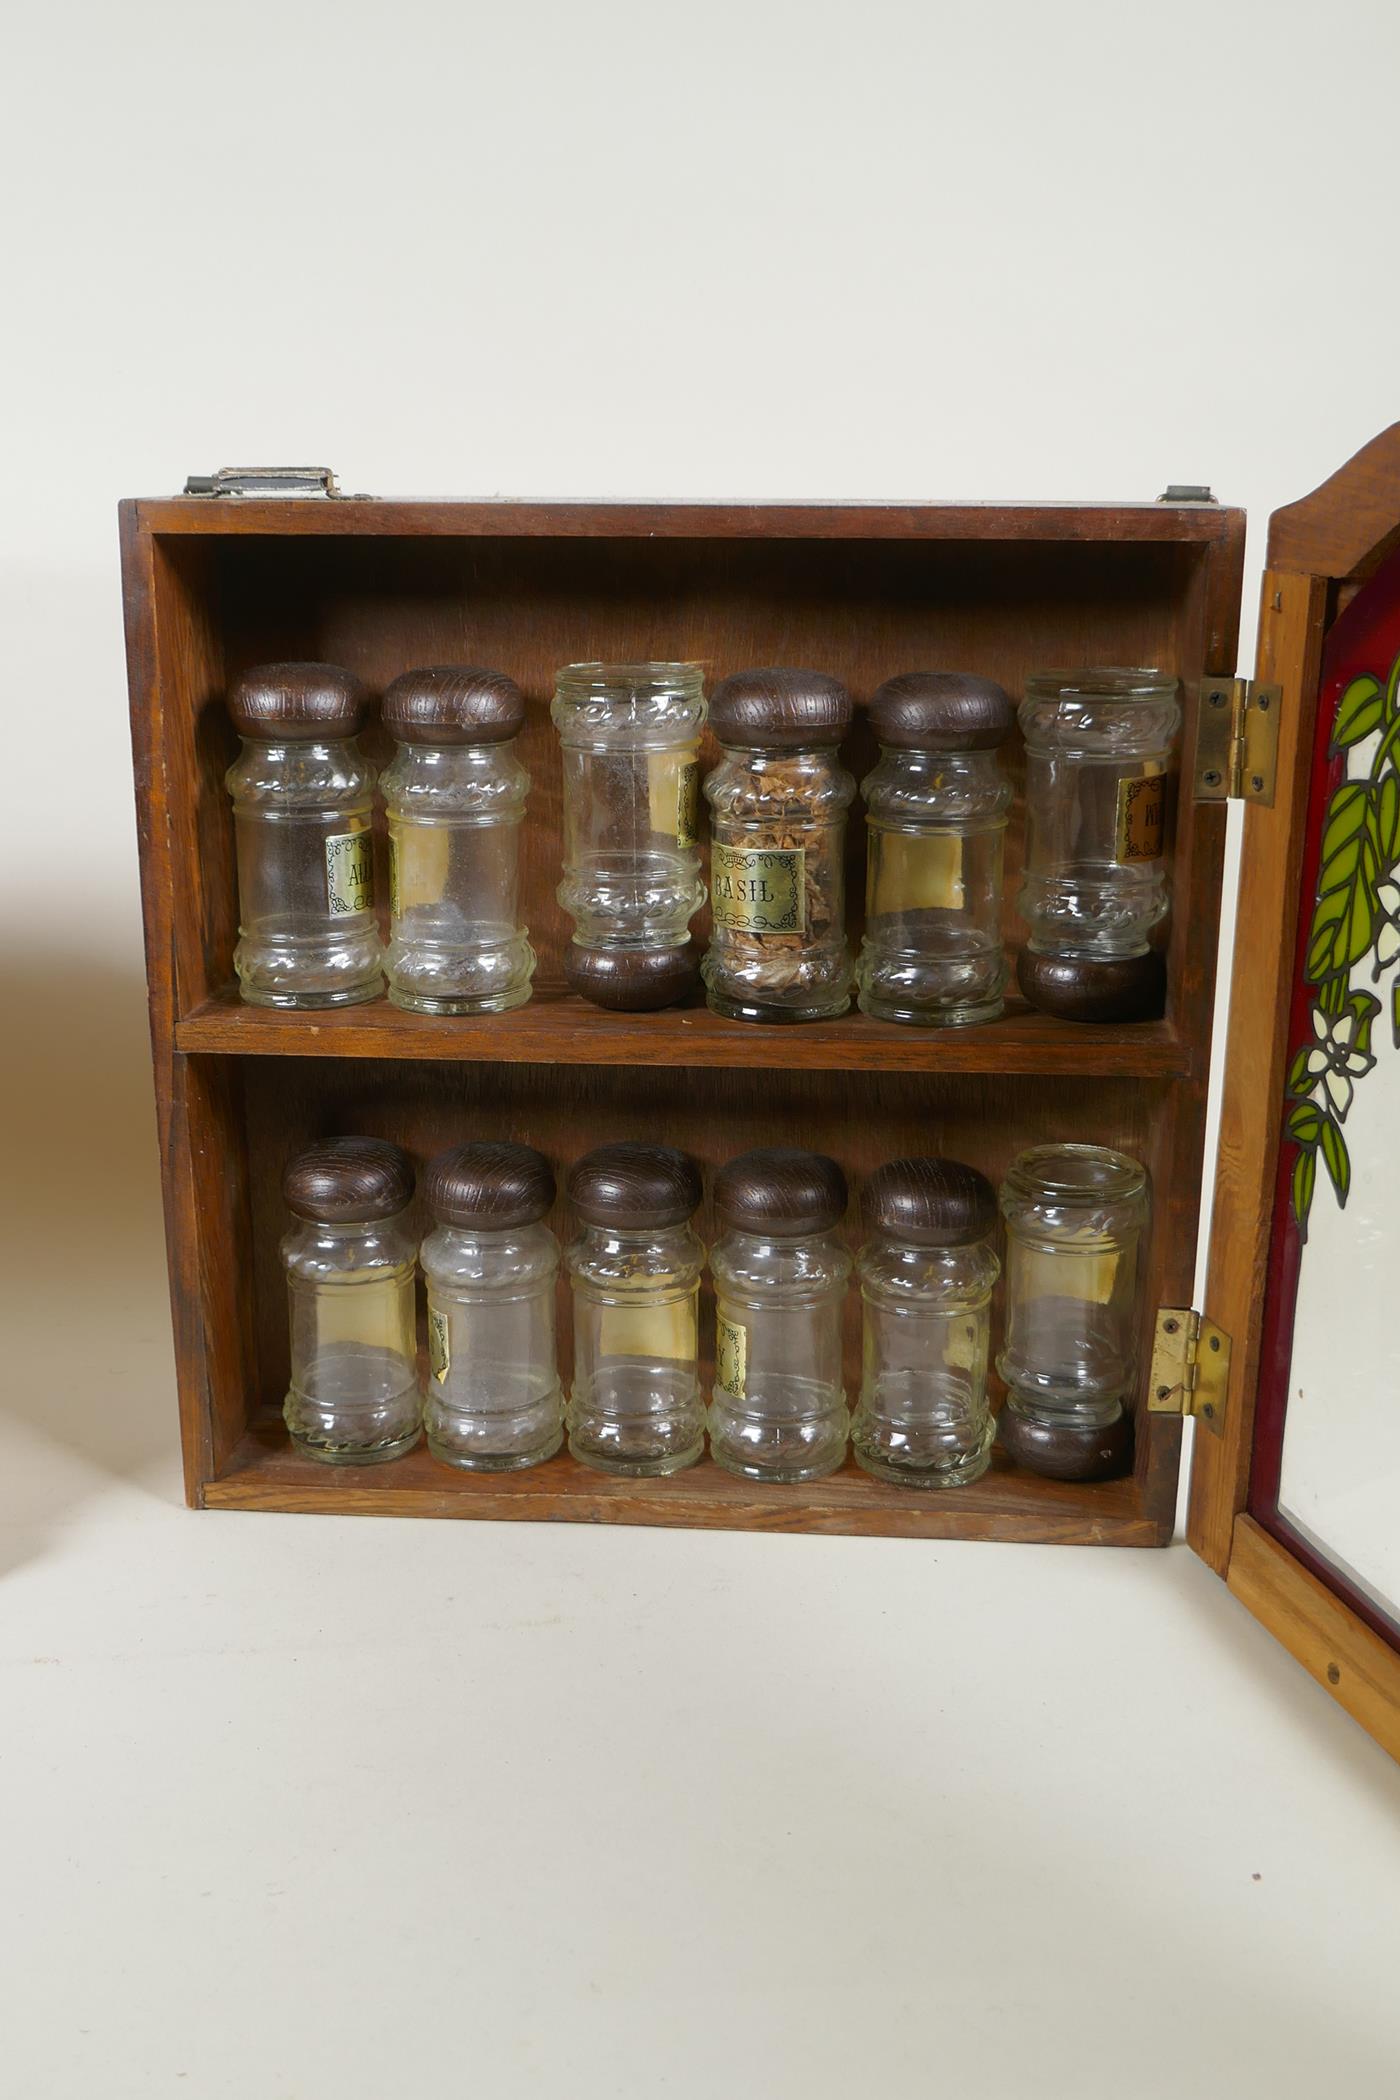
[182,466,343,498]
[1148,1308,1230,1434]
[1194,678,1282,804]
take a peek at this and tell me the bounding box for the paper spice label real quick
[1114,772,1166,864]
[325,829,374,916]
[428,1306,451,1385]
[715,1314,747,1399]
[710,843,805,934]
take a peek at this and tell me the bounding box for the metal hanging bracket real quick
[182,466,343,498]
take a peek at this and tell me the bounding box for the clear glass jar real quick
[281,1138,420,1465]
[420,1142,562,1471]
[708,1148,852,1481]
[565,1143,705,1476]
[552,662,706,1008]
[225,662,383,1008]
[702,669,856,1022]
[1017,668,1180,1017]
[856,672,1014,1026]
[997,1143,1148,1481]
[852,1158,999,1488]
[381,666,534,1014]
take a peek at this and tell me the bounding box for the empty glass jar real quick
[702,668,856,1022]
[565,1143,705,1475]
[281,1137,420,1464]
[856,672,1014,1026]
[381,666,534,1014]
[852,1157,999,1488]
[225,661,383,1008]
[420,1142,562,1470]
[997,1143,1148,1480]
[708,1148,852,1481]
[552,662,707,1009]
[1017,668,1181,1021]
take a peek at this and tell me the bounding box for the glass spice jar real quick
[225,662,383,1008]
[565,1143,705,1475]
[380,666,535,1014]
[419,1142,562,1471]
[856,672,1015,1026]
[552,662,707,1010]
[280,1138,420,1465]
[1016,667,1182,1022]
[852,1157,999,1488]
[997,1143,1148,1481]
[708,1148,852,1482]
[702,668,856,1022]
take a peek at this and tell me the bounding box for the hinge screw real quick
[1208,1334,1221,1352]
[1156,1385,1171,1400]
[1250,773,1265,793]
[1163,1318,1179,1334]
[1202,1403,1215,1420]
[1256,694,1271,711]
[1202,770,1222,789]
[1209,690,1228,708]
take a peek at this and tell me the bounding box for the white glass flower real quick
[1375,881,1400,970]
[1304,1005,1374,1118]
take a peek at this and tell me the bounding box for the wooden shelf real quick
[204,1417,1165,1545]
[176,985,1187,1078]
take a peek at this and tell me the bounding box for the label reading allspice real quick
[428,1306,451,1385]
[1114,771,1166,864]
[710,842,805,934]
[325,829,374,916]
[715,1314,747,1399]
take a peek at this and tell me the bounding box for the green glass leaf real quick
[1286,1046,1312,1091]
[1320,1118,1351,1204]
[1331,674,1383,751]
[1293,1146,1316,1237]
[1308,782,1380,979]
[1345,989,1382,1057]
[1287,1102,1323,1143]
[1318,975,1348,1018]
[1369,771,1400,866]
[1320,782,1368,864]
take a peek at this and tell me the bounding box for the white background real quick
[4,3,1400,2095]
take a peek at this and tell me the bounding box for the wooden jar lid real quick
[381,665,526,746]
[1016,947,1166,1023]
[228,662,366,740]
[709,668,851,750]
[714,1147,847,1237]
[423,1142,555,1229]
[563,943,700,1011]
[860,1155,996,1247]
[283,1137,415,1222]
[870,672,1015,751]
[998,1404,1133,1482]
[567,1142,702,1229]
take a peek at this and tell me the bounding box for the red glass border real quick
[1250,545,1400,1653]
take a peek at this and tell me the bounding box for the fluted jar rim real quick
[1001,1143,1147,1210]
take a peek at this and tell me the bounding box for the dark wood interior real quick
[123,494,1244,1544]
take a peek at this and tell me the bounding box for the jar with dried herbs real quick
[701,668,856,1022]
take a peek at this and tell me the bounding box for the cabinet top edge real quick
[121,496,1246,545]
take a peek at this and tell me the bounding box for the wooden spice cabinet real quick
[123,488,1241,1546]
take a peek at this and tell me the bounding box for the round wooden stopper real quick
[423,1142,555,1230]
[709,667,852,750]
[563,943,699,1011]
[381,665,526,746]
[567,1142,702,1230]
[1016,946,1166,1024]
[997,1402,1134,1482]
[860,1156,996,1247]
[283,1137,415,1222]
[869,672,1015,752]
[229,662,365,740]
[714,1147,848,1237]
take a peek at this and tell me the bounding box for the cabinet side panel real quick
[1189,571,1328,1569]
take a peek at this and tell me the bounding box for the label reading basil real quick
[676,760,700,849]
[428,1306,451,1385]
[710,843,805,934]
[715,1314,747,1399]
[1114,773,1166,864]
[325,829,374,916]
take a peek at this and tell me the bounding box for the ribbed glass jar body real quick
[281,1211,419,1463]
[997,1145,1148,1439]
[1018,671,1181,961]
[852,1234,999,1487]
[702,746,856,1021]
[419,1219,561,1469]
[857,747,1010,1025]
[226,737,383,1007]
[380,741,534,1014]
[566,1221,705,1475]
[552,663,706,953]
[708,1226,851,1481]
